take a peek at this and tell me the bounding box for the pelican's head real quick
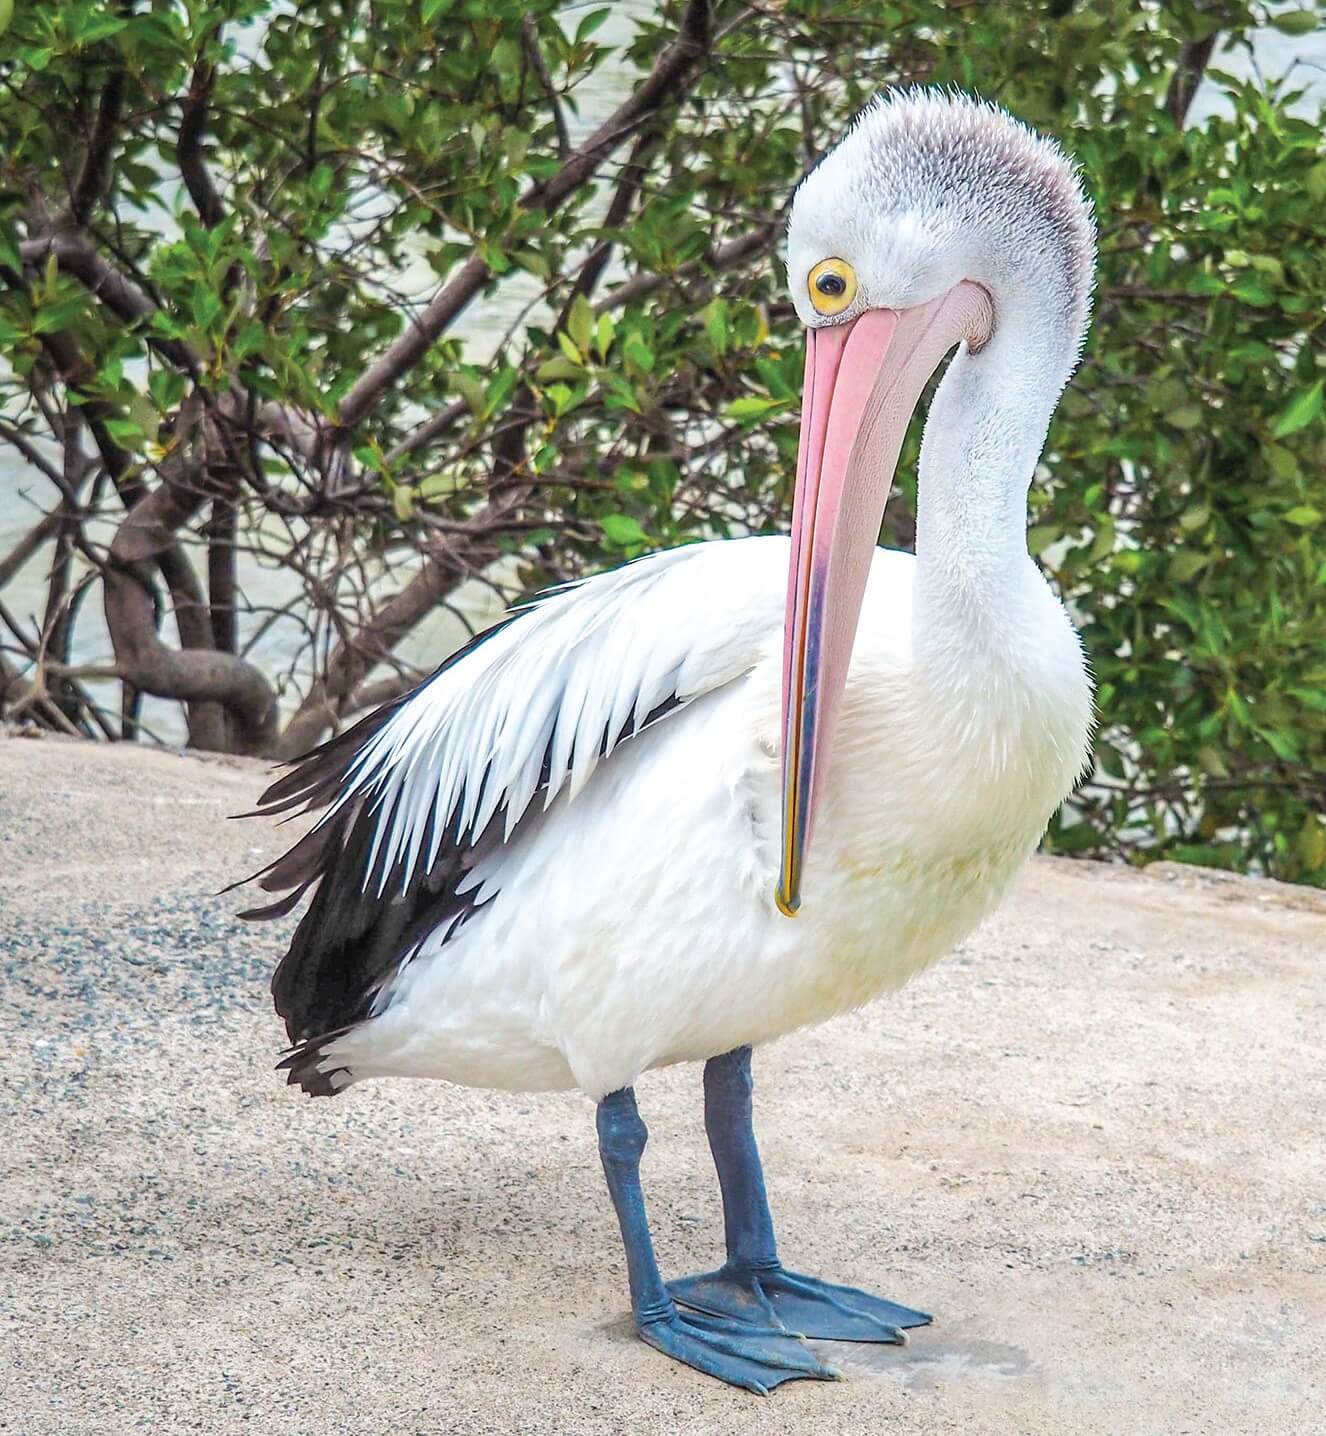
[775,89,1096,917]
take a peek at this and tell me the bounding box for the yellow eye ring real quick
[807,257,858,316]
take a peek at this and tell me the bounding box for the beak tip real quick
[774,885,801,919]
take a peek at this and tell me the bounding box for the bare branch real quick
[0,511,63,592]
[205,497,238,654]
[68,70,126,225]
[105,477,279,755]
[337,253,489,427]
[521,16,569,160]
[342,669,426,717]
[275,549,465,758]
[1165,31,1219,128]
[558,127,660,324]
[523,0,712,214]
[178,60,226,228]
[0,418,68,488]
[0,651,84,736]
[384,399,470,467]
[276,384,538,758]
[85,399,279,752]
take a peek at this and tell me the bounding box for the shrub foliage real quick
[1,0,1323,882]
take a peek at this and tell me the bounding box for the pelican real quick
[241,89,1095,1394]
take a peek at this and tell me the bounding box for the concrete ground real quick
[2,730,1323,1435]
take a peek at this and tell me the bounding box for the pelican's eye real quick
[807,257,858,316]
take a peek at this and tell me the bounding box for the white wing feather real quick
[324,537,786,894]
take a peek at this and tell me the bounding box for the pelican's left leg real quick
[669,1046,932,1342]
[596,1085,839,1393]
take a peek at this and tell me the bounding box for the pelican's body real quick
[243,90,1099,1394]
[319,537,1088,1099]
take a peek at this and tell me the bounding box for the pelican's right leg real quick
[596,1086,837,1395]
[668,1047,932,1342]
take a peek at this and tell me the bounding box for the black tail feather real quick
[276,1031,355,1098]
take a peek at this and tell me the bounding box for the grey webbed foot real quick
[671,1263,930,1343]
[638,1302,840,1395]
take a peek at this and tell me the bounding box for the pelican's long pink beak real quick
[777,282,994,917]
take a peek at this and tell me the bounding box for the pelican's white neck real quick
[912,306,1071,636]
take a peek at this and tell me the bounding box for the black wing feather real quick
[238,620,518,1045]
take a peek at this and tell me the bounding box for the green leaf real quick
[392,485,415,522]
[103,418,146,449]
[232,322,266,360]
[575,7,612,41]
[594,313,615,360]
[74,13,129,45]
[1249,254,1284,285]
[1270,9,1318,34]
[148,369,187,412]
[1168,551,1209,583]
[1231,279,1274,307]
[623,335,654,372]
[0,222,19,274]
[1196,745,1230,779]
[191,284,222,331]
[1256,726,1300,763]
[30,297,87,334]
[599,513,647,547]
[726,395,785,420]
[512,248,551,281]
[702,298,729,353]
[487,366,518,414]
[567,295,594,358]
[418,472,454,500]
[536,356,584,382]
[1297,816,1326,874]
[1283,506,1322,529]
[1263,443,1299,480]
[1271,380,1323,439]
[421,0,451,23]
[452,374,486,415]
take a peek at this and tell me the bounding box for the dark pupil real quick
[816,272,847,297]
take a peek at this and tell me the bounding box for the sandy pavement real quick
[2,730,1323,1435]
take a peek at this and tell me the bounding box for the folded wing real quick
[240,537,784,1053]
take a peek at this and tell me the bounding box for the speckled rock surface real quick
[3,730,1324,1435]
